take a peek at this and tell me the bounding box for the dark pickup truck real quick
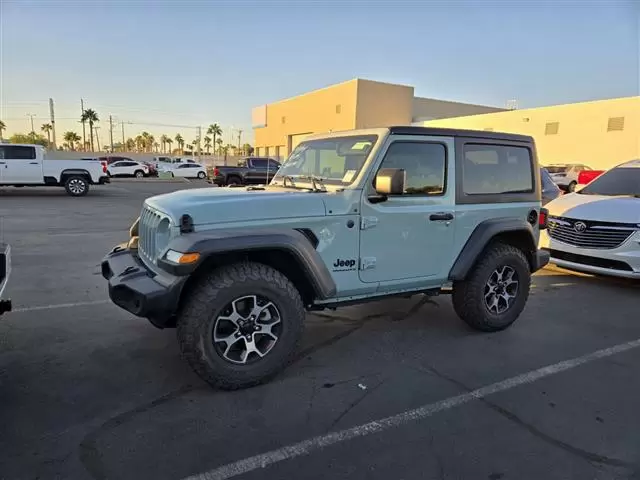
[209,157,281,186]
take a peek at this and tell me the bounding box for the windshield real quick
[545,166,569,174]
[272,135,378,187]
[578,167,640,196]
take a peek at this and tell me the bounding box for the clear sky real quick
[1,0,638,146]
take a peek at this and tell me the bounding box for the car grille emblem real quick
[573,221,587,233]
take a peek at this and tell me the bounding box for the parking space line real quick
[184,337,640,480]
[13,300,109,313]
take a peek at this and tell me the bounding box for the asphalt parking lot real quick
[1,181,639,480]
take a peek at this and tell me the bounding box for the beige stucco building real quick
[424,96,640,170]
[253,79,639,171]
[252,78,505,159]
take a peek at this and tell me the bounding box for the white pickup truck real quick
[0,143,109,196]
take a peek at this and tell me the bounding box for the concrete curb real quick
[109,177,195,184]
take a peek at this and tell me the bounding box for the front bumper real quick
[101,245,186,327]
[540,231,640,279]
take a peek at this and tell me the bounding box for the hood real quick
[145,186,327,225]
[546,193,640,224]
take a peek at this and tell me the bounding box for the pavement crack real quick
[416,363,636,471]
[326,377,386,431]
[78,383,199,480]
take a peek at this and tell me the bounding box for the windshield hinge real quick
[361,216,378,230]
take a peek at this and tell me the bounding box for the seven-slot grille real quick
[547,216,637,250]
[138,205,164,262]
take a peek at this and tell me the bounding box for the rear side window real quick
[251,159,268,167]
[463,144,533,195]
[0,145,36,160]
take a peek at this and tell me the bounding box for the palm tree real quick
[81,109,99,151]
[175,134,184,153]
[63,131,81,151]
[0,120,5,140]
[153,142,160,153]
[165,138,173,154]
[207,123,222,155]
[160,134,169,153]
[135,135,145,152]
[215,137,223,156]
[41,123,53,144]
[204,136,212,154]
[125,137,136,151]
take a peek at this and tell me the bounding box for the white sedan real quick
[107,160,149,178]
[168,163,207,179]
[540,159,640,279]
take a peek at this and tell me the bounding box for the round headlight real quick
[156,218,171,252]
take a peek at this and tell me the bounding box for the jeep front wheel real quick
[452,243,531,332]
[177,262,305,390]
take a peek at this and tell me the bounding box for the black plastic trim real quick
[448,218,539,280]
[388,126,533,143]
[158,229,337,299]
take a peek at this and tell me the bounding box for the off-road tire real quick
[177,262,305,390]
[452,242,531,332]
[63,175,90,197]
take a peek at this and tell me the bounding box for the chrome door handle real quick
[430,212,454,221]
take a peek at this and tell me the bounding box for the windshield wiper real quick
[290,175,327,192]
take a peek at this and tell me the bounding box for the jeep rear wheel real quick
[452,243,531,332]
[177,262,305,390]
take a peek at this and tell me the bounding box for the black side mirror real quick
[369,168,405,203]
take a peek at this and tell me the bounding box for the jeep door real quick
[358,136,455,285]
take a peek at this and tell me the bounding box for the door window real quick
[377,142,447,195]
[0,145,36,160]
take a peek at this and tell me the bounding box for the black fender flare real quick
[60,169,92,182]
[158,229,337,299]
[448,218,538,281]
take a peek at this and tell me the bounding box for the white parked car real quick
[107,160,149,178]
[168,163,207,179]
[0,143,108,196]
[540,159,640,279]
[545,163,592,192]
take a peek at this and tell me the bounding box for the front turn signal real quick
[165,250,200,264]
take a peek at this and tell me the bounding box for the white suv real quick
[545,163,592,192]
[540,159,640,279]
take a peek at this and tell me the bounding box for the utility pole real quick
[121,122,126,149]
[94,127,101,151]
[26,113,35,134]
[80,99,86,150]
[237,129,243,151]
[49,98,57,149]
[109,115,114,153]
[196,126,202,158]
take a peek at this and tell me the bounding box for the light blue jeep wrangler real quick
[102,126,549,389]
